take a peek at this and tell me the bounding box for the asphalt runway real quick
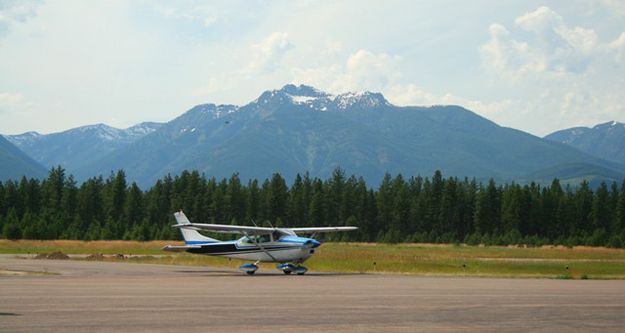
[1,256,625,332]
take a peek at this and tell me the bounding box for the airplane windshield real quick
[241,235,271,244]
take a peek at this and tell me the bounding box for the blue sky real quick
[1,0,624,136]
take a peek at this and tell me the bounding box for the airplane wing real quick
[289,226,358,234]
[162,244,202,252]
[173,223,275,235]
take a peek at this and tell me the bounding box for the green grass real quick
[2,240,625,279]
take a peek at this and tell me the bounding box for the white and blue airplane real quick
[163,211,357,275]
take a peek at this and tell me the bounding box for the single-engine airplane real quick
[163,211,357,275]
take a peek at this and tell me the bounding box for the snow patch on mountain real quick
[4,131,41,146]
[190,103,240,119]
[126,122,163,136]
[289,95,317,104]
[258,84,391,112]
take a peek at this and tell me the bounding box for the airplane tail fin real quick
[174,211,219,244]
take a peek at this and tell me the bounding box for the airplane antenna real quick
[266,220,275,229]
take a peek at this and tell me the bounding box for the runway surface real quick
[1,256,625,332]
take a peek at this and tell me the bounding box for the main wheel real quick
[283,270,292,275]
[295,266,308,275]
[246,270,255,275]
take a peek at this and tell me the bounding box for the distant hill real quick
[0,135,47,182]
[5,122,163,173]
[545,121,625,167]
[69,84,624,187]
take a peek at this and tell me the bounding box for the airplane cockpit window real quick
[241,235,271,244]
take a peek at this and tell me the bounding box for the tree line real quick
[1,167,624,247]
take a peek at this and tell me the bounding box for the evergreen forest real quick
[1,167,625,248]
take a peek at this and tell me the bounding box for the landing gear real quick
[295,265,308,275]
[239,262,259,275]
[277,263,307,275]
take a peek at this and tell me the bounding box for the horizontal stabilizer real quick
[162,244,202,252]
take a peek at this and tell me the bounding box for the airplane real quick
[162,211,357,275]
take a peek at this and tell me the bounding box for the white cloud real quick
[292,50,510,124]
[482,6,622,75]
[343,50,401,90]
[610,32,625,63]
[292,49,402,93]
[515,6,564,34]
[321,40,343,57]
[0,92,24,112]
[481,23,545,76]
[191,79,223,98]
[600,0,625,17]
[477,6,625,134]
[1,1,623,137]
[151,3,220,27]
[386,84,512,120]
[0,0,42,36]
[248,32,294,73]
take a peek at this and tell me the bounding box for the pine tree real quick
[0,181,5,218]
[308,179,325,227]
[247,179,260,222]
[107,170,127,222]
[125,182,144,225]
[327,168,346,225]
[267,173,288,225]
[21,211,38,239]
[288,174,306,227]
[438,177,459,237]
[61,176,78,220]
[473,179,501,235]
[575,180,593,233]
[376,173,393,234]
[2,208,21,239]
[392,179,411,236]
[42,166,65,214]
[429,170,444,229]
[615,181,625,236]
[592,182,611,231]
[225,173,246,224]
[3,180,21,219]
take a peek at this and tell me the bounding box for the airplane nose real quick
[300,238,321,249]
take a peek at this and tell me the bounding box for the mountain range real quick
[2,84,624,188]
[544,121,625,166]
[5,122,163,174]
[0,135,47,182]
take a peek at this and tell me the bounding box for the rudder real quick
[174,211,219,244]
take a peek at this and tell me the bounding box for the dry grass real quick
[0,240,170,255]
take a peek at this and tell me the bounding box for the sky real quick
[1,0,624,136]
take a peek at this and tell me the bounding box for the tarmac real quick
[1,255,625,332]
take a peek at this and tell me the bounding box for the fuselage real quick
[185,235,321,263]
